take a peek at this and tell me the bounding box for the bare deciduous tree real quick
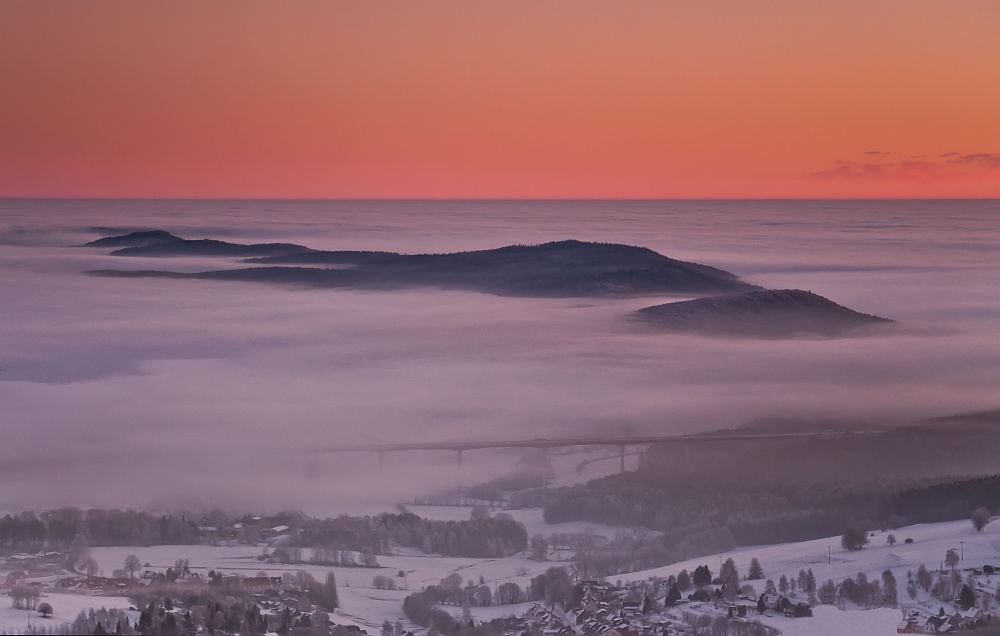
[841,527,867,551]
[530,534,549,561]
[972,507,992,532]
[124,554,141,579]
[79,556,99,578]
[946,549,960,571]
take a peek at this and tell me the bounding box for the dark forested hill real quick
[83,230,183,248]
[97,235,314,258]
[87,234,760,297]
[634,289,892,337]
[504,418,1000,562]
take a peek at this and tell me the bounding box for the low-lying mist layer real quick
[2,199,999,513]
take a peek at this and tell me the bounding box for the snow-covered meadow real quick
[7,508,1000,635]
[0,592,135,635]
[73,507,625,631]
[619,517,1000,635]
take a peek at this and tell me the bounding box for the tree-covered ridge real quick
[84,230,313,258]
[510,472,1000,570]
[0,509,527,559]
[86,231,758,297]
[300,512,528,558]
[635,289,892,337]
[518,421,1000,546]
[0,508,199,553]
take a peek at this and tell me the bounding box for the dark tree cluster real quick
[296,512,527,558]
[507,468,1000,565]
[692,565,713,587]
[466,473,550,505]
[880,476,1000,525]
[122,593,323,635]
[402,592,460,633]
[971,507,992,532]
[62,608,134,636]
[570,529,678,579]
[814,569,910,611]
[401,594,513,636]
[403,567,576,632]
[0,508,199,554]
[841,527,868,551]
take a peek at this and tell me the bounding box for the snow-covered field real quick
[9,513,1000,634]
[0,592,135,635]
[68,506,628,632]
[618,518,1000,589]
[619,517,1000,635]
[758,605,903,636]
[85,539,556,630]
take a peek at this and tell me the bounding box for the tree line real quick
[296,512,528,558]
[0,508,199,554]
[507,471,1000,571]
[403,567,578,633]
[0,508,528,561]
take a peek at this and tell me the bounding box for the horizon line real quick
[3,196,999,202]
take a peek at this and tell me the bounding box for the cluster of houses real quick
[501,573,992,636]
[893,562,1000,634]
[3,551,70,599]
[3,551,62,569]
[2,554,373,636]
[574,581,659,635]
[510,581,785,636]
[196,518,292,546]
[509,604,577,636]
[897,607,986,634]
[50,566,205,595]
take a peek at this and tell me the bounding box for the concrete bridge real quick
[311,430,885,473]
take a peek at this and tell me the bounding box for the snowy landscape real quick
[7,497,1000,635]
[4,0,999,631]
[4,201,1000,636]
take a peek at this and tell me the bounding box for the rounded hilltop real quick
[635,289,893,338]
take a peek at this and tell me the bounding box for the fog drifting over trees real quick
[2,199,1000,513]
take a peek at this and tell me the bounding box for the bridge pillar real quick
[619,444,626,473]
[457,450,462,466]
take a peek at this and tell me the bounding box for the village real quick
[4,511,1000,635]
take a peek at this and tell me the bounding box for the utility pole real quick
[828,546,831,564]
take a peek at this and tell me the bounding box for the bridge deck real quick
[310,430,886,454]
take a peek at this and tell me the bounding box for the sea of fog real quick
[1,199,998,514]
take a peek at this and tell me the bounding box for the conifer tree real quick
[325,572,340,610]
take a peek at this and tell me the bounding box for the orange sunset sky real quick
[1,1,998,199]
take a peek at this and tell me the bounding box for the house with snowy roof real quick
[2,571,27,589]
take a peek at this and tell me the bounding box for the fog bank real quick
[2,199,999,513]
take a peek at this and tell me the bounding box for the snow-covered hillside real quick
[618,517,1000,635]
[6,512,1000,635]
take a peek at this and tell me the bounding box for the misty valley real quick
[2,199,1000,636]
